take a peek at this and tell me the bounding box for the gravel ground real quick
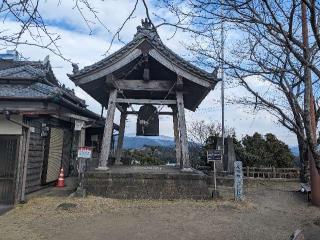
[0,181,319,240]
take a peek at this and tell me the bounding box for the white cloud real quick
[0,1,297,146]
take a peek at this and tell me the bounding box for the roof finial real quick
[141,18,152,29]
[72,63,79,74]
[134,18,160,42]
[42,55,50,67]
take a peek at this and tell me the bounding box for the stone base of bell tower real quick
[83,165,212,200]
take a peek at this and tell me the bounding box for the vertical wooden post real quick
[115,111,127,165]
[172,106,182,168]
[20,127,30,202]
[98,89,117,170]
[176,90,191,171]
[78,127,86,147]
[15,134,24,203]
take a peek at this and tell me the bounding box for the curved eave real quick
[69,36,217,88]
[69,48,143,86]
[68,38,145,83]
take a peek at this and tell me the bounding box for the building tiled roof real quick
[0,83,59,99]
[0,54,116,123]
[0,81,104,120]
[0,65,46,79]
[69,19,216,83]
[0,58,87,107]
[0,59,44,70]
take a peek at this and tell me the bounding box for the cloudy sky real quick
[0,0,297,145]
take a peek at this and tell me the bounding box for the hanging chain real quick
[111,55,145,112]
[110,50,182,130]
[142,80,177,127]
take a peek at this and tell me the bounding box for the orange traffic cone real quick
[56,168,65,187]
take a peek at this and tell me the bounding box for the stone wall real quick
[83,170,212,200]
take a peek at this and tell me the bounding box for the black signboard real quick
[207,149,222,162]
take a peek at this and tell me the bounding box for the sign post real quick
[234,161,244,201]
[207,149,222,191]
[77,146,92,159]
[75,147,92,197]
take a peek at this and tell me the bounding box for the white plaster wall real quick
[0,114,22,135]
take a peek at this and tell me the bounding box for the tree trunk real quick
[301,1,320,206]
[297,137,309,183]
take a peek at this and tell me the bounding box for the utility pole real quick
[220,1,225,162]
[301,0,320,206]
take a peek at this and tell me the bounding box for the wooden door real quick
[45,128,63,183]
[0,136,19,204]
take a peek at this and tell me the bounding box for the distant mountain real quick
[120,136,301,157]
[120,135,175,149]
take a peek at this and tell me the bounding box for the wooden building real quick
[69,19,218,171]
[0,54,117,205]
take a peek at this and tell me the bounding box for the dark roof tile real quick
[0,83,57,98]
[69,19,217,83]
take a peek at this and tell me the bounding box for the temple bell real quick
[136,104,159,136]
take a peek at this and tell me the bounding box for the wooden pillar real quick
[98,89,117,170]
[15,134,24,203]
[115,111,127,165]
[176,91,191,171]
[172,106,182,168]
[78,127,86,147]
[20,127,30,202]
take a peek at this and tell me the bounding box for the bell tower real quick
[68,19,217,171]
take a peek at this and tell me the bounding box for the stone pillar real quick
[176,91,191,171]
[98,89,117,170]
[172,106,182,168]
[115,111,127,165]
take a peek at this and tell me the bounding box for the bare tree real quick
[0,0,145,60]
[0,0,63,58]
[187,120,235,146]
[153,0,320,200]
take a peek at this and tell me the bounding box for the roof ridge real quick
[69,19,217,83]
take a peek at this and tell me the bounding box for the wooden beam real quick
[116,98,176,105]
[126,111,173,115]
[61,113,92,122]
[98,89,117,170]
[115,111,127,165]
[0,101,54,111]
[116,103,125,113]
[176,91,191,170]
[109,79,174,91]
